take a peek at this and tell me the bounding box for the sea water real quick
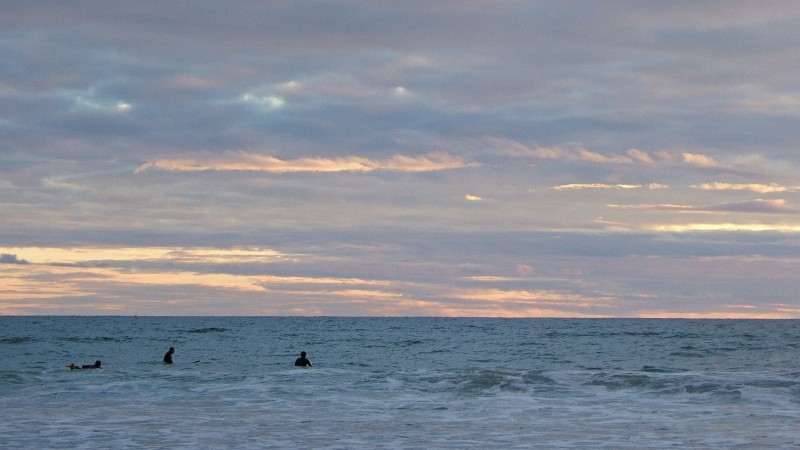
[1,317,798,449]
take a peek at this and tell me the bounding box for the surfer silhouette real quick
[294,351,312,367]
[68,360,102,370]
[163,346,175,364]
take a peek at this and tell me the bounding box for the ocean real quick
[0,317,798,449]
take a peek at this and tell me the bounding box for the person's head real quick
[94,360,102,368]
[300,351,306,358]
[169,347,174,353]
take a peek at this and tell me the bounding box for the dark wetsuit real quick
[164,348,174,364]
[294,357,312,367]
[70,361,101,370]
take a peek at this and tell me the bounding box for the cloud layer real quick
[2,2,800,316]
[136,151,476,174]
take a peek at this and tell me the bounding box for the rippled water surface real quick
[1,317,799,448]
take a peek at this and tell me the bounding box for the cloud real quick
[241,93,285,110]
[682,152,722,168]
[708,199,798,214]
[3,232,800,317]
[0,246,293,266]
[500,144,726,172]
[580,149,725,169]
[382,153,478,172]
[573,148,682,166]
[653,223,800,232]
[136,151,476,174]
[61,88,133,115]
[452,288,605,303]
[692,182,800,193]
[578,148,636,164]
[551,183,656,191]
[482,137,564,159]
[609,199,798,214]
[732,94,800,116]
[515,263,535,276]
[447,288,614,317]
[0,246,399,315]
[626,148,655,164]
[607,204,698,211]
[0,254,29,265]
[482,139,661,166]
[5,2,800,317]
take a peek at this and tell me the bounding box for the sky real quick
[2,1,800,317]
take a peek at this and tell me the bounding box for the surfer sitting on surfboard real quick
[294,351,312,367]
[164,346,175,364]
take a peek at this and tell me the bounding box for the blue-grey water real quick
[1,317,798,449]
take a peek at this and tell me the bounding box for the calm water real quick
[1,317,799,449]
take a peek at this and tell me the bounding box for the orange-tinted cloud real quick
[551,183,655,191]
[692,182,800,193]
[681,152,722,168]
[652,223,800,232]
[136,151,477,174]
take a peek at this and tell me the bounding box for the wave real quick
[584,370,800,404]
[186,327,228,334]
[389,366,800,407]
[62,336,131,343]
[396,368,557,395]
[0,337,38,345]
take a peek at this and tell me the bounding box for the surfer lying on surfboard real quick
[68,360,102,370]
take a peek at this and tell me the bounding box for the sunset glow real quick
[3,2,800,316]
